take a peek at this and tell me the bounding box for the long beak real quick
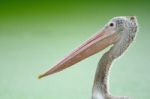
[38,27,119,79]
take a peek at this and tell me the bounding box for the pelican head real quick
[38,16,138,79]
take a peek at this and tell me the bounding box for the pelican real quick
[38,16,138,99]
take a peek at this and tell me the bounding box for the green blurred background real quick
[0,0,150,99]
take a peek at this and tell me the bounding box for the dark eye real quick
[109,23,114,27]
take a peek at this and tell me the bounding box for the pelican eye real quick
[109,23,114,27]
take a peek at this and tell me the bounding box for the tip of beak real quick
[38,74,45,79]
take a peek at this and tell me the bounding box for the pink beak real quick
[38,27,119,79]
